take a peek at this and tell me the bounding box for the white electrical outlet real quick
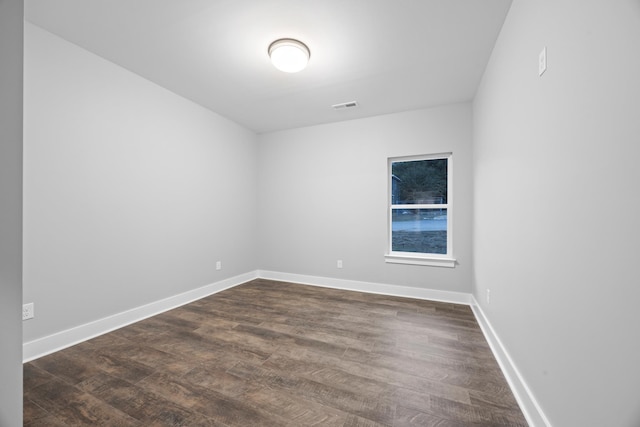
[216,261,222,271]
[337,259,343,269]
[539,46,547,76]
[22,303,34,321]
[486,289,491,305]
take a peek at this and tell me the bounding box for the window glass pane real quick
[391,158,447,205]
[392,208,447,254]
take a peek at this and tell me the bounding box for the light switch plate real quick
[539,46,547,76]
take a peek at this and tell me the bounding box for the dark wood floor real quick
[24,279,527,426]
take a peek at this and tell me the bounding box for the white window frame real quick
[385,153,456,268]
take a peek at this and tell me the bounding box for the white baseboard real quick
[24,270,472,363]
[470,296,551,427]
[257,270,472,305]
[22,270,548,427]
[22,271,258,363]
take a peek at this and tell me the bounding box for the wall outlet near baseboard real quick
[486,289,491,304]
[216,261,222,271]
[337,260,343,269]
[23,303,34,320]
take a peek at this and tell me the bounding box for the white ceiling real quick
[25,0,512,134]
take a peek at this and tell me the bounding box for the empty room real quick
[1,1,640,426]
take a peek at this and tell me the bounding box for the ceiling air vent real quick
[331,101,359,110]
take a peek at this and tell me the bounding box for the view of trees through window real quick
[391,157,449,255]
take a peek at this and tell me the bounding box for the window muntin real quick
[389,154,452,259]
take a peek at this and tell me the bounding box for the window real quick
[385,153,455,267]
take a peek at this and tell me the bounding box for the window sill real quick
[384,253,456,268]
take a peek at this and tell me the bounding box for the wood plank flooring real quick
[23,279,528,426]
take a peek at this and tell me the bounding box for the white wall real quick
[23,23,258,343]
[0,0,24,425]
[473,1,640,426]
[27,2,640,424]
[258,104,473,293]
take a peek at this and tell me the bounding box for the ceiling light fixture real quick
[268,38,310,73]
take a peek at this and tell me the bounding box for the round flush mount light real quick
[268,38,310,73]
